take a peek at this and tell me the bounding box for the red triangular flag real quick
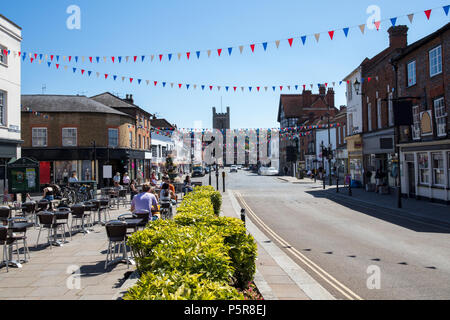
[178,84,182,88]
[89,57,92,63]
[250,44,255,52]
[105,74,108,79]
[81,69,85,75]
[288,38,293,47]
[154,81,158,86]
[280,86,283,91]
[56,64,59,69]
[233,87,237,92]
[30,58,34,63]
[186,52,190,60]
[210,86,213,90]
[130,78,133,83]
[325,83,328,87]
[328,31,334,40]
[133,56,137,62]
[257,87,260,92]
[217,49,222,56]
[18,52,21,57]
[159,54,163,61]
[425,9,432,20]
[51,55,54,61]
[68,56,72,62]
[374,21,381,31]
[34,53,37,59]
[111,57,115,63]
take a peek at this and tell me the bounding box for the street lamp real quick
[320,142,326,190]
[354,79,363,96]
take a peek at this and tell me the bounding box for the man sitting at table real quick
[130,184,159,220]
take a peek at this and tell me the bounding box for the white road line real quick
[227,189,336,300]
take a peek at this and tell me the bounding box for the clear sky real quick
[2,0,449,129]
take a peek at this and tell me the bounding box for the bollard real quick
[323,175,326,190]
[222,171,226,192]
[209,167,212,186]
[336,175,339,193]
[216,171,219,191]
[348,180,352,196]
[240,208,246,227]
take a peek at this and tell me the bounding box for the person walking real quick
[123,172,131,186]
[113,172,121,185]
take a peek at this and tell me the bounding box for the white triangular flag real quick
[103,57,107,63]
[126,56,129,62]
[64,65,68,71]
[146,80,150,85]
[81,56,85,62]
[170,83,174,88]
[194,84,197,89]
[151,55,154,62]
[359,24,366,34]
[122,76,125,81]
[239,46,244,54]
[177,53,181,60]
[218,86,221,91]
[275,40,280,49]
[63,56,66,61]
[408,14,414,23]
[314,33,320,42]
[96,72,100,77]
[207,50,211,58]
[287,86,291,90]
[332,82,335,87]
[310,84,313,89]
[241,87,244,92]
[265,87,268,91]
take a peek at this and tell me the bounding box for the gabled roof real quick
[21,95,131,117]
[90,92,153,117]
[151,118,176,129]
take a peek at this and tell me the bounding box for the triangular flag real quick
[177,53,181,60]
[250,44,255,52]
[81,69,85,75]
[444,5,450,16]
[96,57,100,63]
[141,56,145,62]
[314,33,320,42]
[390,17,397,27]
[130,78,133,83]
[151,55,154,62]
[343,28,349,37]
[163,82,166,87]
[105,74,108,79]
[159,54,163,61]
[328,31,334,40]
[288,38,293,47]
[359,24,366,34]
[186,84,190,90]
[217,49,222,56]
[275,40,280,48]
[239,46,244,54]
[408,14,414,23]
[133,56,137,62]
[207,50,211,58]
[68,56,72,62]
[262,42,268,51]
[196,51,200,59]
[374,21,381,31]
[233,87,237,92]
[111,56,115,63]
[264,87,268,92]
[103,57,107,63]
[154,81,158,86]
[178,84,182,89]
[186,52,191,60]
[121,76,125,81]
[114,75,117,81]
[168,54,172,61]
[56,64,59,69]
[73,68,76,73]
[301,36,307,45]
[96,72,100,77]
[138,79,142,84]
[201,85,205,90]
[424,9,432,20]
[210,86,213,91]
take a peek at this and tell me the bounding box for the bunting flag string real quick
[32,59,379,93]
[21,106,50,120]
[7,5,448,65]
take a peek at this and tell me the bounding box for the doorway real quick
[407,162,416,197]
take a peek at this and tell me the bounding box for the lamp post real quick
[320,142,326,190]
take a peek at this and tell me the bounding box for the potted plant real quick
[165,155,178,181]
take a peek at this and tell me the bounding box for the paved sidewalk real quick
[0,203,136,300]
[280,176,450,227]
[221,190,335,300]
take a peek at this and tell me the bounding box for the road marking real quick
[235,191,363,301]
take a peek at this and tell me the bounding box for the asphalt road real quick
[192,169,450,300]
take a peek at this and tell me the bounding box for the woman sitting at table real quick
[130,179,138,200]
[42,184,55,201]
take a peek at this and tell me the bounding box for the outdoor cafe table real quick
[1,221,34,268]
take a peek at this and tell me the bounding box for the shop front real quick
[0,138,22,196]
[346,134,363,186]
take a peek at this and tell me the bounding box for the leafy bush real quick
[123,271,244,300]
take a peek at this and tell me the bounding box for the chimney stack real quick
[303,90,312,107]
[388,25,408,49]
[319,85,326,96]
[326,88,335,108]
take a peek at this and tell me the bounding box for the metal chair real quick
[20,202,36,222]
[104,220,129,270]
[36,200,50,213]
[98,198,111,224]
[118,189,128,208]
[70,204,87,235]
[8,217,31,262]
[134,211,150,230]
[82,201,95,231]
[0,226,14,272]
[0,206,11,225]
[35,212,57,250]
[54,210,71,242]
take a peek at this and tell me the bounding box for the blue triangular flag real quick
[444,5,449,16]
[73,68,76,73]
[138,79,142,84]
[249,87,252,92]
[390,17,397,27]
[295,85,298,90]
[201,85,205,90]
[168,54,172,61]
[113,75,117,81]
[272,86,276,91]
[162,82,166,87]
[228,47,233,55]
[196,51,200,59]
[301,36,307,45]
[343,28,349,37]
[75,56,78,63]
[47,62,51,67]
[339,81,342,85]
[56,55,59,61]
[88,71,92,76]
[8,50,10,55]
[226,86,229,91]
[186,84,190,90]
[141,56,145,62]
[96,57,100,63]
[22,53,26,61]
[39,54,43,60]
[263,42,268,51]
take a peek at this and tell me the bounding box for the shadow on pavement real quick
[305,189,450,234]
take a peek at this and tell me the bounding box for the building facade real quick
[0,15,22,195]
[394,23,450,204]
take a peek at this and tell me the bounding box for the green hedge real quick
[125,186,257,300]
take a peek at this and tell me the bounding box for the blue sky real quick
[2,0,449,129]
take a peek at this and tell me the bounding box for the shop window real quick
[418,153,429,185]
[151,145,157,158]
[432,153,445,186]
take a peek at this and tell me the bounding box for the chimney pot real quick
[388,25,408,49]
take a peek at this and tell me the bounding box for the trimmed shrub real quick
[123,271,244,300]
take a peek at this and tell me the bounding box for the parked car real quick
[230,165,238,173]
[258,167,278,176]
[192,166,205,177]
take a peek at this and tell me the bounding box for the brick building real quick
[277,86,338,176]
[358,25,410,189]
[21,94,151,188]
[393,23,450,204]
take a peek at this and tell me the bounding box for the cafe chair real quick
[0,206,11,225]
[8,217,31,263]
[70,204,87,235]
[35,212,57,250]
[20,202,36,223]
[0,226,15,272]
[54,210,71,242]
[104,220,129,270]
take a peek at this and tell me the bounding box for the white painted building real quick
[343,66,363,136]
[315,128,337,175]
[150,132,175,174]
[0,15,22,196]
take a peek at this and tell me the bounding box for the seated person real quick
[183,175,194,194]
[42,184,55,201]
[161,176,177,204]
[131,184,159,220]
[159,183,174,217]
